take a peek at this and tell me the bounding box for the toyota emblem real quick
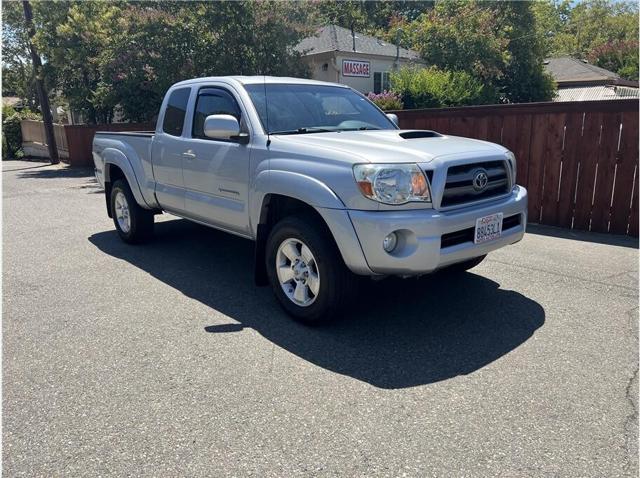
[472,169,489,191]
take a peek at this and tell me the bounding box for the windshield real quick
[244,83,397,135]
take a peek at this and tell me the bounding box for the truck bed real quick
[94,131,155,138]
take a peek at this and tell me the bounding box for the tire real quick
[265,215,355,324]
[110,179,154,244]
[441,254,487,273]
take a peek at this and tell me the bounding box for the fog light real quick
[383,232,398,252]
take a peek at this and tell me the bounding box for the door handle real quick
[182,150,196,159]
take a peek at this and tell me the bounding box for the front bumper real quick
[347,186,528,275]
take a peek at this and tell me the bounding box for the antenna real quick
[263,74,271,147]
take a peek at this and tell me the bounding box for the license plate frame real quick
[474,212,503,244]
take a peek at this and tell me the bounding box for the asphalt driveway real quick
[3,160,638,476]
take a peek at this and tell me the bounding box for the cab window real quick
[192,88,242,140]
[162,88,190,136]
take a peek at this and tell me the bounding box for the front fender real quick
[250,170,373,276]
[250,169,345,234]
[102,148,151,209]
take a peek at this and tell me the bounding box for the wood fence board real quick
[526,114,549,222]
[590,113,623,232]
[540,113,566,226]
[436,117,452,134]
[510,115,533,186]
[447,116,471,137]
[475,117,489,141]
[487,116,503,144]
[573,112,603,231]
[556,113,584,228]
[610,111,639,234]
[629,177,639,236]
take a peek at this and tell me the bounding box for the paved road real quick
[3,160,638,477]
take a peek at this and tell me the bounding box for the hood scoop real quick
[399,130,442,140]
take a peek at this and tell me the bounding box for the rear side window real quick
[192,88,241,139]
[162,88,190,136]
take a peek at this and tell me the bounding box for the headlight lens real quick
[353,163,431,205]
[505,151,517,184]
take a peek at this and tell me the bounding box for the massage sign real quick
[342,60,370,78]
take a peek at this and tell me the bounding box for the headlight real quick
[505,151,517,184]
[353,163,431,205]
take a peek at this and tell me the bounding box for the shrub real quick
[366,91,404,111]
[390,67,493,109]
[2,106,42,160]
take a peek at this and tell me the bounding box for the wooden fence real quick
[21,120,154,167]
[21,120,69,160]
[393,100,639,237]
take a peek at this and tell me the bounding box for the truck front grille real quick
[441,160,510,208]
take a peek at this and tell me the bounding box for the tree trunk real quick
[23,0,59,165]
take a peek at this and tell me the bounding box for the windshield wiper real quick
[269,127,335,135]
[339,127,382,132]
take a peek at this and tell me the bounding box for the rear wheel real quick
[110,179,154,244]
[266,215,354,324]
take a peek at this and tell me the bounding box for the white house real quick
[295,25,423,94]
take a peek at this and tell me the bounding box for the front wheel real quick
[265,215,355,324]
[110,179,154,244]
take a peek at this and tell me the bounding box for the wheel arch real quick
[102,148,150,216]
[253,193,372,285]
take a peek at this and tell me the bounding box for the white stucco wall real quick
[303,52,421,93]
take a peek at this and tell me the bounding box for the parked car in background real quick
[93,76,527,323]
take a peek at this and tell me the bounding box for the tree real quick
[533,0,639,80]
[22,0,58,164]
[408,0,555,104]
[13,1,311,124]
[491,1,556,103]
[2,1,38,108]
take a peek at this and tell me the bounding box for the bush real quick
[366,91,404,111]
[2,105,42,160]
[390,67,493,109]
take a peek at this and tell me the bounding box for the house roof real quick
[554,84,640,102]
[295,24,421,60]
[544,56,637,87]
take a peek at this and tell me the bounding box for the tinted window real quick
[162,88,190,136]
[192,88,241,139]
[245,84,395,134]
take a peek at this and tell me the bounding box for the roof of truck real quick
[173,76,347,88]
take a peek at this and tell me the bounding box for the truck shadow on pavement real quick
[89,218,545,389]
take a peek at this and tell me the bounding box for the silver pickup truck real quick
[93,76,527,323]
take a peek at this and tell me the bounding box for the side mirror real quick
[386,113,399,126]
[203,114,241,140]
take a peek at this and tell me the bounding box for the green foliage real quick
[534,0,639,80]
[2,1,312,124]
[1,2,39,108]
[588,40,639,81]
[2,106,42,159]
[408,1,555,104]
[390,67,489,109]
[1,0,636,120]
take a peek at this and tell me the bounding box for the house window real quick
[373,72,391,94]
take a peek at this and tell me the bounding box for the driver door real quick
[180,86,250,235]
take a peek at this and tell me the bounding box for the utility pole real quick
[22,0,58,164]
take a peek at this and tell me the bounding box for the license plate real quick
[474,213,503,244]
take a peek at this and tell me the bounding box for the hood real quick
[272,129,508,164]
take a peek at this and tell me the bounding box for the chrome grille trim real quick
[441,160,511,208]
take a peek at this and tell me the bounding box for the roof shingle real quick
[296,25,421,60]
